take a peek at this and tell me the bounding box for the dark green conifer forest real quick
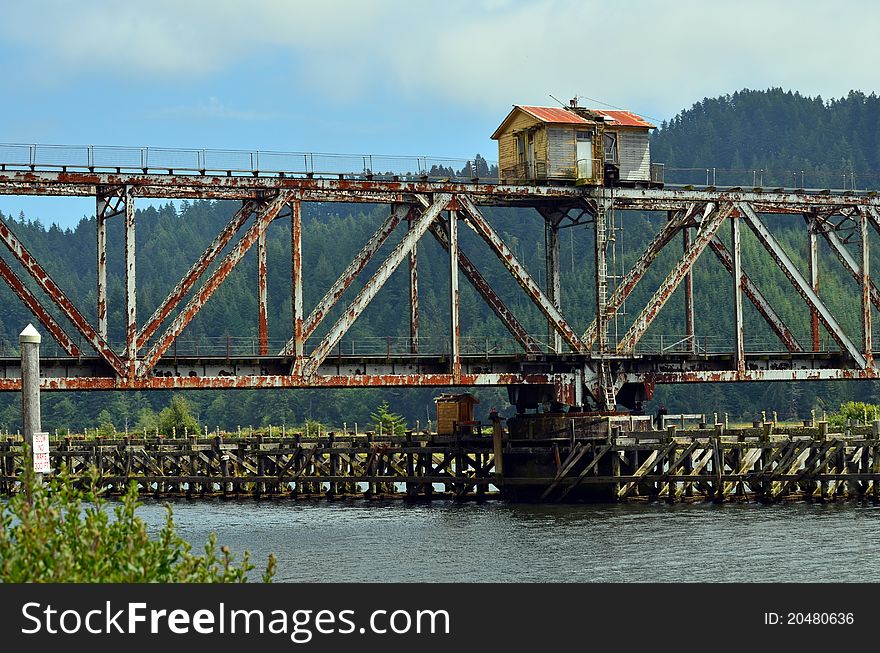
[0,88,879,431]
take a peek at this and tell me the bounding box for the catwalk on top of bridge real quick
[0,156,879,414]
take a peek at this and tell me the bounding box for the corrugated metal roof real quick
[491,105,654,139]
[590,109,655,129]
[516,105,591,125]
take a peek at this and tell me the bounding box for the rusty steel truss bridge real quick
[1,145,880,411]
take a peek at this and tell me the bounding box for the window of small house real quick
[604,132,619,164]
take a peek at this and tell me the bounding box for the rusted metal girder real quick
[0,257,81,356]
[0,371,565,392]
[301,194,453,378]
[137,200,256,349]
[457,195,586,353]
[807,215,821,351]
[707,238,803,353]
[617,204,734,354]
[731,215,745,372]
[96,212,107,340]
[139,193,289,376]
[583,202,701,347]
[0,217,126,377]
[0,170,583,202]
[290,199,304,361]
[544,217,563,353]
[811,214,880,312]
[428,220,540,354]
[739,202,868,368]
[95,186,125,341]
[449,208,461,384]
[257,229,268,356]
[409,214,419,354]
[279,203,408,356]
[861,208,873,365]
[124,186,137,373]
[682,223,695,352]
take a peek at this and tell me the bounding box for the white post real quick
[20,324,42,491]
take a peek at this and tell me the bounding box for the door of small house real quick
[576,130,593,180]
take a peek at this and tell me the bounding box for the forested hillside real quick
[0,87,878,431]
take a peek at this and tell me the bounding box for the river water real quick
[134,499,880,582]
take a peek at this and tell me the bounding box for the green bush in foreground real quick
[0,468,276,583]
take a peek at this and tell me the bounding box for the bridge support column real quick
[682,220,695,353]
[808,215,821,351]
[291,198,304,360]
[861,208,873,365]
[123,186,136,373]
[96,205,107,341]
[545,219,562,353]
[731,213,745,372]
[449,208,461,384]
[409,214,419,354]
[258,229,268,355]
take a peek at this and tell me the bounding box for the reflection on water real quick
[133,499,880,582]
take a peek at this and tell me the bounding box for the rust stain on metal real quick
[618,203,734,353]
[708,237,803,352]
[258,229,269,356]
[138,199,256,349]
[0,217,125,376]
[458,195,586,353]
[0,257,81,356]
[140,194,288,376]
[429,220,540,354]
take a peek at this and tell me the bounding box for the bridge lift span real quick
[0,151,878,412]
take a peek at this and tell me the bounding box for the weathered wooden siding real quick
[547,127,576,178]
[617,129,651,181]
[497,111,541,178]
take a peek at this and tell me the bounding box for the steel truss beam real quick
[138,199,257,349]
[0,258,81,356]
[139,193,290,376]
[0,217,126,376]
[617,203,734,353]
[428,219,541,354]
[707,237,803,352]
[457,195,586,353]
[583,202,701,347]
[279,203,408,356]
[301,194,453,377]
[739,202,868,368]
[811,212,880,313]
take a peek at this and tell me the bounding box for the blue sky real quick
[1,0,879,227]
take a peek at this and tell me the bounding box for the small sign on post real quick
[32,431,50,474]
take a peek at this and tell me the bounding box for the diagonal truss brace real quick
[811,212,880,311]
[139,193,289,376]
[279,203,408,356]
[457,195,586,353]
[301,193,452,377]
[739,202,868,368]
[708,237,803,353]
[583,202,703,347]
[0,218,126,376]
[138,199,257,349]
[617,204,734,353]
[0,257,81,356]
[429,218,541,354]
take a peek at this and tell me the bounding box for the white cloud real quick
[3,0,879,119]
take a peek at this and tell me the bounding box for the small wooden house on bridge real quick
[491,101,660,186]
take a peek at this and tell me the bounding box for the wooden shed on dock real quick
[491,102,656,186]
[434,393,479,436]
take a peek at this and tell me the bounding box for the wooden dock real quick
[2,420,880,503]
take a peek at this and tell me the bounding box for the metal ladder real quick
[594,197,617,410]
